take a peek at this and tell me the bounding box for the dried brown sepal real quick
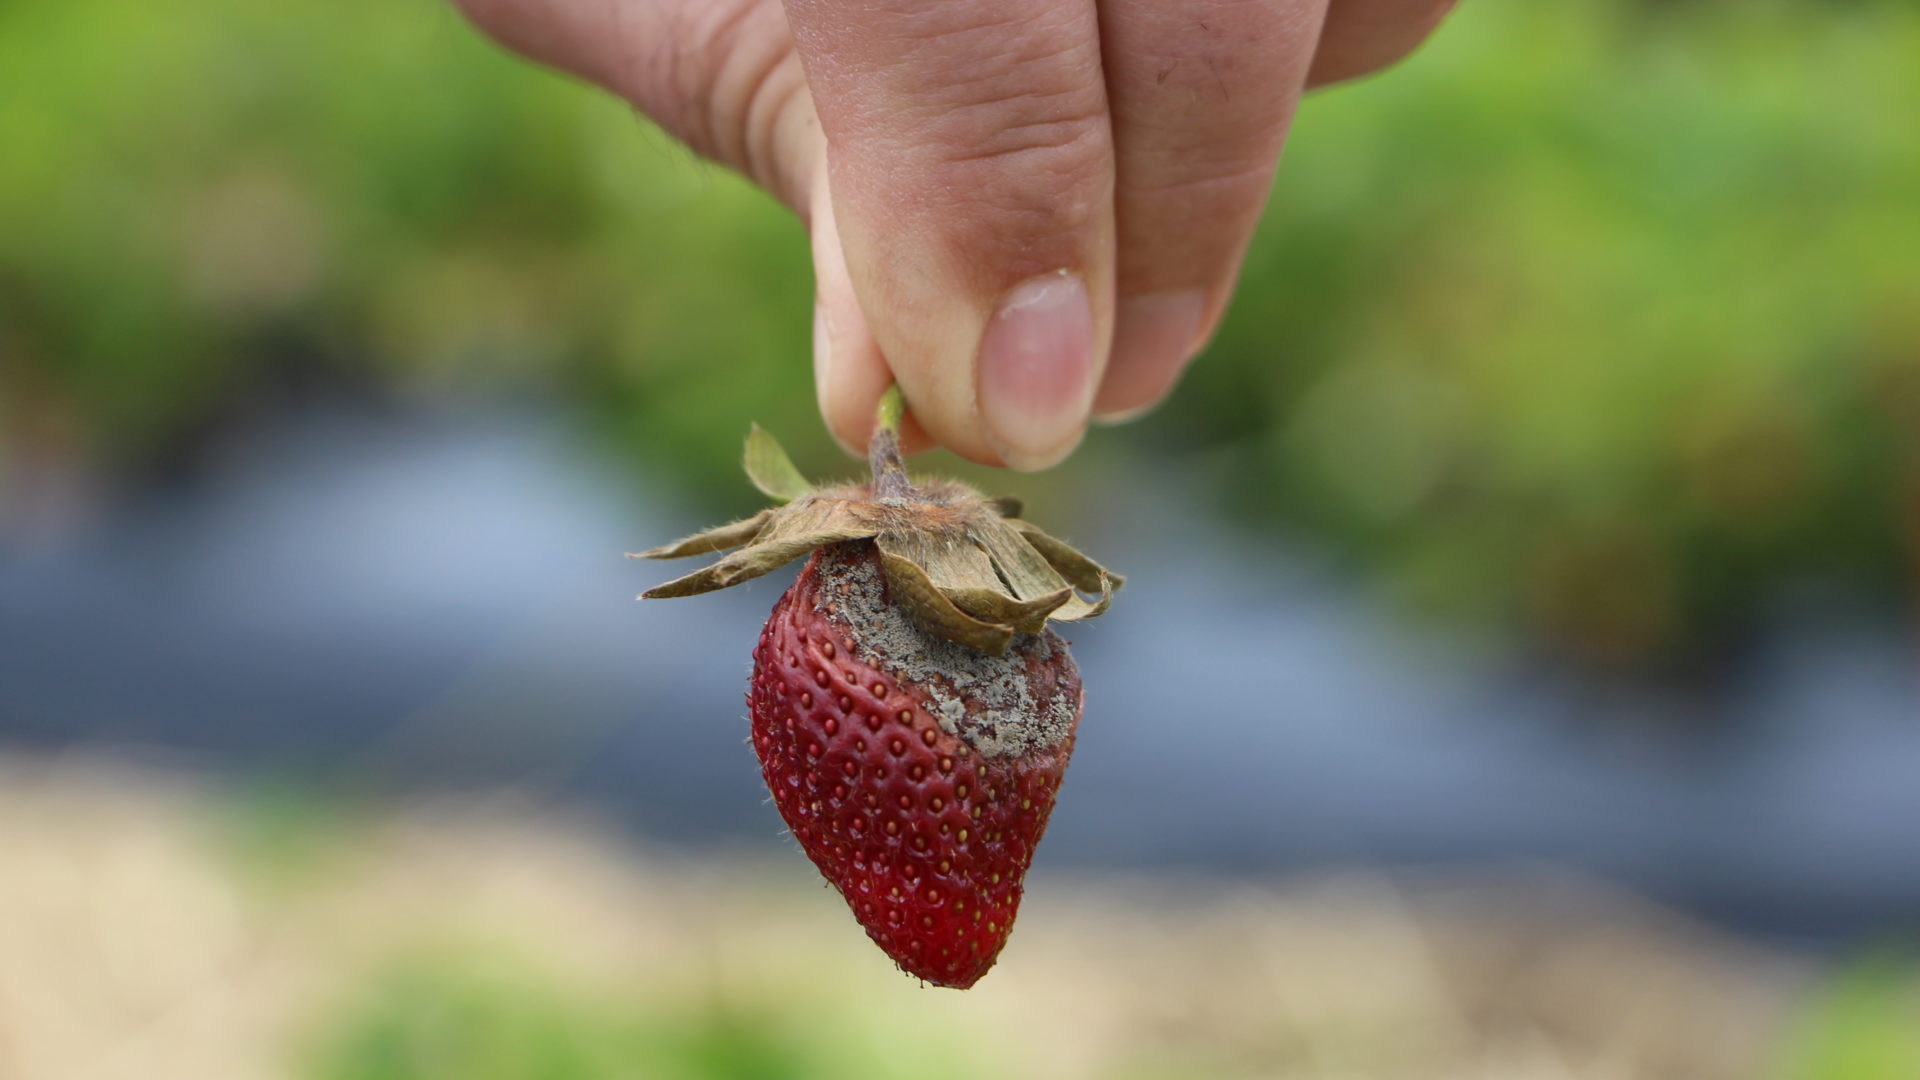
[630,509,776,561]
[968,517,1113,623]
[634,422,1120,654]
[1005,520,1121,617]
[875,544,1016,655]
[643,526,872,598]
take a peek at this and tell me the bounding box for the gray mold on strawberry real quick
[814,542,1078,760]
[633,395,1119,987]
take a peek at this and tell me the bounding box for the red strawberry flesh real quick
[750,541,1082,987]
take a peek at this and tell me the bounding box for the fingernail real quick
[976,271,1095,470]
[1093,290,1205,423]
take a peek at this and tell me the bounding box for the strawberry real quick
[750,541,1081,986]
[634,388,1120,987]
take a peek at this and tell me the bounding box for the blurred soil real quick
[0,754,1843,1080]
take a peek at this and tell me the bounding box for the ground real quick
[0,753,1900,1080]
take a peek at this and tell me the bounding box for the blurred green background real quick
[5,0,1916,668]
[4,0,1919,1077]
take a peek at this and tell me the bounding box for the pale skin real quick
[454,0,1456,469]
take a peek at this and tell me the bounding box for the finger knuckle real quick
[1121,157,1273,205]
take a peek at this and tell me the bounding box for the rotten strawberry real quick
[633,388,1120,987]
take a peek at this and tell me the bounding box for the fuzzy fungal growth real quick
[814,545,1079,760]
[633,389,1121,987]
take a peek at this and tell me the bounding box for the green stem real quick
[875,384,905,438]
[869,384,913,499]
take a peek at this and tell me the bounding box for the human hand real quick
[454,0,1454,468]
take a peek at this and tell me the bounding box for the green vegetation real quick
[1779,950,1920,1080]
[302,940,1920,1080]
[305,948,992,1080]
[217,776,371,895]
[0,0,811,490]
[1199,0,1920,665]
[4,0,1915,664]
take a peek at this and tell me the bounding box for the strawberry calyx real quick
[633,387,1122,655]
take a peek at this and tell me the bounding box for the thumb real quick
[784,0,1116,469]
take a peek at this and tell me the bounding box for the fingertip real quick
[811,175,1006,467]
[1309,0,1459,89]
[896,415,937,457]
[811,182,890,457]
[813,295,893,458]
[1091,289,1206,422]
[811,301,852,455]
